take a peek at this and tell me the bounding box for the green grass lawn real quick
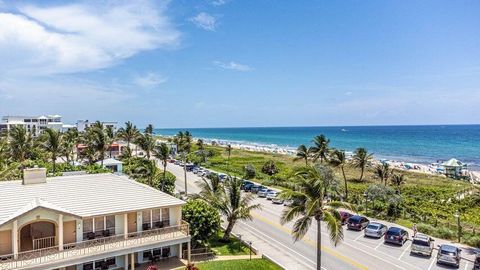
[208,231,250,256]
[194,259,282,270]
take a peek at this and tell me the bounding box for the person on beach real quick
[412,223,417,237]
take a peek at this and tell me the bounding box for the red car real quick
[339,211,353,225]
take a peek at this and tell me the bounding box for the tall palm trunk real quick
[341,166,348,200]
[52,155,56,173]
[359,167,365,181]
[317,218,322,270]
[223,220,235,241]
[183,156,188,196]
[162,161,167,192]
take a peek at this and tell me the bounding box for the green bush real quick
[435,226,455,240]
[463,235,480,248]
[182,199,221,247]
[416,223,436,235]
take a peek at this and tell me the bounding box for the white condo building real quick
[0,115,72,136]
[0,169,191,270]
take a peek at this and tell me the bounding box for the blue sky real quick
[0,0,479,127]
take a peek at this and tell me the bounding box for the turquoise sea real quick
[153,125,480,169]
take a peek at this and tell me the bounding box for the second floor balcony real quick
[0,221,190,270]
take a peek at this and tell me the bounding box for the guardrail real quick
[0,221,189,270]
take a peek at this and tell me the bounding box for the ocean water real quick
[153,125,480,168]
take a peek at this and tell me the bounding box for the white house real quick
[0,115,73,137]
[0,168,191,270]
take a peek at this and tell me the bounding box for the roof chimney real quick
[23,168,47,185]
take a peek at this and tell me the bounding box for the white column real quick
[125,254,129,270]
[187,241,191,263]
[150,209,153,228]
[58,214,64,251]
[131,253,135,270]
[12,219,18,259]
[123,213,128,239]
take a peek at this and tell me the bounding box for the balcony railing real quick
[33,236,56,250]
[0,221,189,270]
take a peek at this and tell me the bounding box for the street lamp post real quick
[454,210,461,243]
[248,241,252,261]
[238,234,242,252]
[363,192,368,216]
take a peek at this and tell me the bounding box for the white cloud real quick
[135,72,168,88]
[0,1,180,75]
[190,12,217,31]
[213,61,252,72]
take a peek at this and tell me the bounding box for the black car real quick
[241,180,254,190]
[251,185,266,193]
[474,253,480,270]
[384,227,409,246]
[346,215,369,231]
[437,244,461,268]
[243,183,255,192]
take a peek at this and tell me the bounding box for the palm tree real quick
[134,159,161,187]
[215,176,261,241]
[136,133,156,159]
[329,149,349,200]
[226,144,232,160]
[87,126,109,166]
[39,128,62,173]
[310,134,330,163]
[294,144,310,166]
[117,121,140,149]
[8,126,33,166]
[391,173,406,194]
[153,143,170,191]
[374,163,391,186]
[352,147,373,182]
[145,124,154,135]
[105,125,116,158]
[198,173,222,202]
[62,129,78,163]
[280,165,348,270]
[196,139,204,150]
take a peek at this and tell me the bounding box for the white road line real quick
[464,262,469,270]
[350,240,416,270]
[238,221,319,270]
[374,240,384,250]
[398,242,412,260]
[427,257,436,270]
[354,233,365,241]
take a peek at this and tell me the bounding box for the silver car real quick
[266,191,278,200]
[258,188,272,198]
[410,234,434,257]
[364,222,388,238]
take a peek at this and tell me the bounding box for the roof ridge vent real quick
[23,168,47,185]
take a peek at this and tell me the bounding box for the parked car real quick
[410,234,434,257]
[258,188,273,198]
[192,167,200,174]
[243,183,255,192]
[174,160,181,165]
[364,222,388,238]
[241,180,254,190]
[251,185,266,193]
[347,215,370,231]
[384,227,409,246]
[436,244,461,268]
[272,197,284,204]
[168,159,176,163]
[474,253,480,270]
[266,191,278,200]
[339,211,353,225]
[283,199,294,206]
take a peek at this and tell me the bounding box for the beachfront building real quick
[96,158,124,173]
[76,120,118,132]
[0,115,74,136]
[0,168,191,270]
[442,158,466,179]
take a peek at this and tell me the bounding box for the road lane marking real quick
[354,233,364,241]
[398,242,412,260]
[250,212,370,270]
[464,262,469,270]
[238,220,319,270]
[427,257,436,270]
[374,240,384,250]
[352,241,419,270]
